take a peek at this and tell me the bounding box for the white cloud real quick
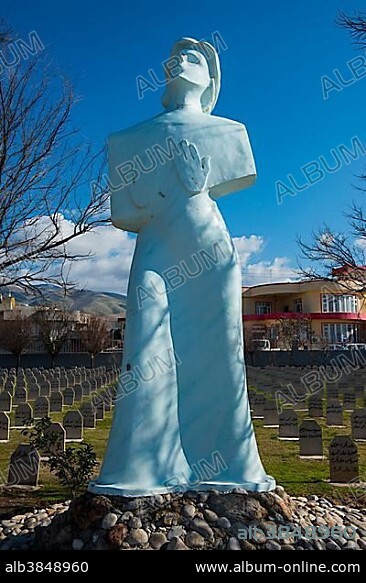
[66,224,136,294]
[244,257,298,286]
[233,236,297,286]
[355,237,366,249]
[233,234,264,263]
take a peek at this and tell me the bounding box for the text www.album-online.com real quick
[195,561,361,574]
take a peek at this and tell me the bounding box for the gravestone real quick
[355,384,364,400]
[299,420,323,458]
[51,378,60,391]
[351,408,366,441]
[0,392,12,413]
[251,395,265,418]
[344,389,356,412]
[326,385,338,400]
[40,381,51,397]
[74,373,82,385]
[28,384,40,400]
[278,409,299,440]
[0,412,10,442]
[34,396,50,419]
[80,403,96,429]
[63,411,83,441]
[44,423,65,454]
[329,436,359,483]
[59,375,68,389]
[14,403,32,427]
[50,392,63,413]
[91,396,105,420]
[308,396,323,418]
[13,387,27,405]
[101,391,111,411]
[326,400,344,427]
[107,384,118,403]
[7,445,40,487]
[63,387,75,406]
[81,381,91,397]
[263,400,279,427]
[73,384,83,402]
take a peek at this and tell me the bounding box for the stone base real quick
[2,487,366,551]
[31,486,295,551]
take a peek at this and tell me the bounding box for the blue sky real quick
[1,0,365,292]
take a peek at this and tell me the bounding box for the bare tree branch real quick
[0,21,110,294]
[0,312,32,369]
[32,305,72,367]
[79,316,110,367]
[337,11,366,48]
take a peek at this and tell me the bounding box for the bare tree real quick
[79,316,110,367]
[337,11,366,48]
[298,11,366,291]
[276,315,313,351]
[0,23,109,294]
[298,210,366,293]
[0,312,32,369]
[33,306,72,367]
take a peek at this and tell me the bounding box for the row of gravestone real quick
[0,370,119,394]
[0,366,119,393]
[247,367,365,387]
[248,378,365,402]
[0,367,119,400]
[3,432,360,488]
[1,377,116,405]
[250,392,366,434]
[275,409,366,442]
[0,384,116,443]
[0,378,117,415]
[247,365,365,393]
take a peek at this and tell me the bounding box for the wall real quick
[245,349,366,367]
[0,352,123,369]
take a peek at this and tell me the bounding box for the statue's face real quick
[176,49,211,90]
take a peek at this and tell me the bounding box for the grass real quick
[0,385,365,517]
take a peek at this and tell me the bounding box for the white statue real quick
[89,38,275,496]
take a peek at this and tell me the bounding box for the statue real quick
[89,38,275,496]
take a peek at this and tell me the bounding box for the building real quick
[0,292,16,317]
[242,279,366,348]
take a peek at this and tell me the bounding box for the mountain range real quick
[3,284,127,318]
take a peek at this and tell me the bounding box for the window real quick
[269,325,279,340]
[323,323,359,343]
[322,294,358,313]
[255,301,272,315]
[294,298,303,313]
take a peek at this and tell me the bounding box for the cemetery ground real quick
[0,381,365,519]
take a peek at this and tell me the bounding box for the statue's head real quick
[162,37,221,114]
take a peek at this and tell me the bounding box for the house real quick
[242,279,366,348]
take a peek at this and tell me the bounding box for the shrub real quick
[22,417,98,497]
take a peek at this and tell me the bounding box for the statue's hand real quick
[174,140,211,194]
